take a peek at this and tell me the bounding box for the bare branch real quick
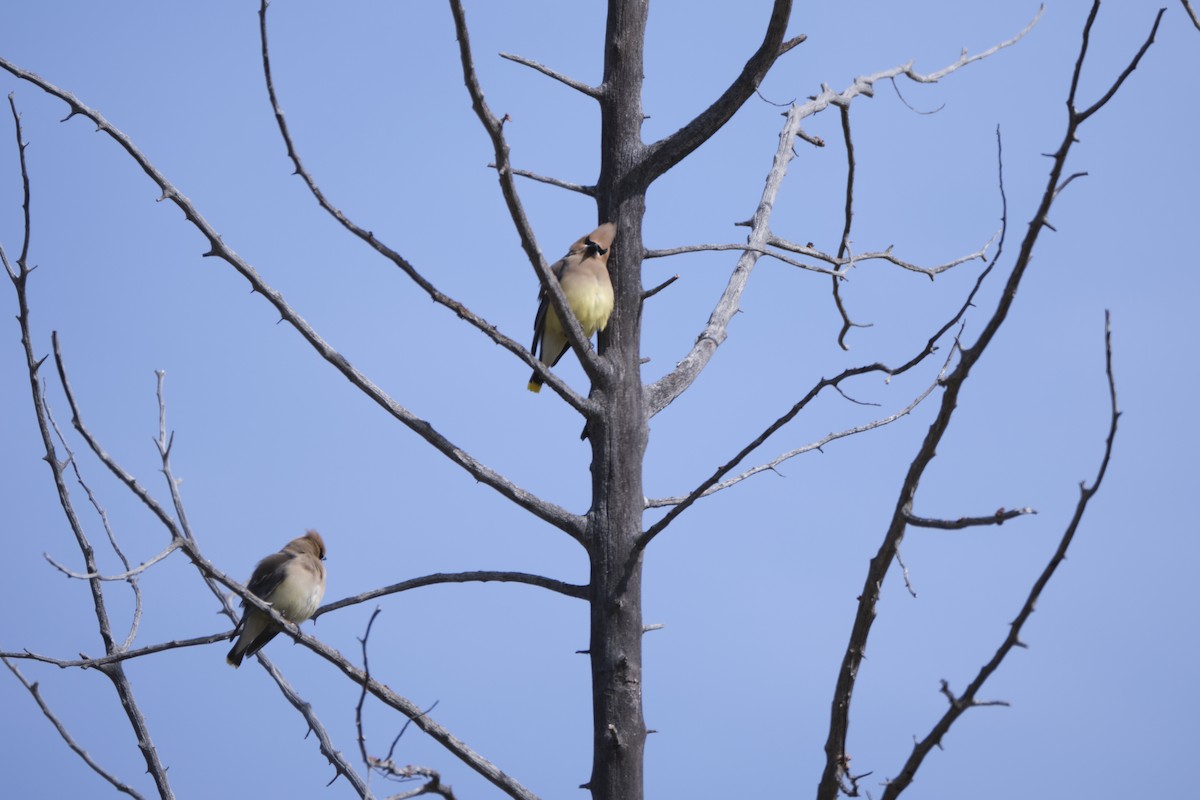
[645,242,842,276]
[3,98,175,799]
[378,766,458,800]
[255,3,588,412]
[258,650,373,797]
[357,608,383,777]
[642,274,679,301]
[43,539,182,581]
[1072,4,1165,124]
[645,348,951,509]
[881,312,1121,799]
[1184,0,1200,32]
[315,570,588,620]
[644,10,1035,416]
[818,5,1155,787]
[44,399,144,650]
[0,59,585,541]
[768,234,996,278]
[1,633,233,670]
[894,546,917,598]
[831,104,864,349]
[636,330,959,555]
[904,508,1036,529]
[2,658,147,799]
[6,93,31,273]
[490,163,596,196]
[499,51,600,97]
[641,1,800,181]
[447,0,607,395]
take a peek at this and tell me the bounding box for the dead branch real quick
[2,657,147,799]
[316,570,588,620]
[817,7,1161,797]
[881,311,1121,799]
[645,9,1037,417]
[0,53,586,543]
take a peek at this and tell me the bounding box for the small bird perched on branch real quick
[226,530,327,668]
[527,222,616,392]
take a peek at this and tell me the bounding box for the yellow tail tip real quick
[527,381,542,393]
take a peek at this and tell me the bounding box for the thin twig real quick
[645,345,952,509]
[258,3,587,410]
[645,9,1037,416]
[43,399,144,650]
[0,52,586,542]
[818,7,1158,794]
[881,311,1121,799]
[2,658,146,799]
[446,0,607,397]
[315,570,588,619]
[357,608,384,778]
[831,104,869,349]
[642,275,679,301]
[3,95,175,799]
[44,339,515,798]
[499,52,600,97]
[489,163,596,196]
[645,242,842,276]
[1,632,234,670]
[43,540,182,581]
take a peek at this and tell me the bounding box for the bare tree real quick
[0,2,1174,799]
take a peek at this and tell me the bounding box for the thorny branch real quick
[42,335,370,794]
[645,8,1039,417]
[881,312,1121,799]
[41,338,535,800]
[817,6,1161,798]
[447,0,607,398]
[2,94,176,800]
[355,611,455,799]
[0,46,585,544]
[644,343,954,510]
[2,658,147,800]
[255,2,588,414]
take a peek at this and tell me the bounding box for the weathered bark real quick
[587,2,651,798]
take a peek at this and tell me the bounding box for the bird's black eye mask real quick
[584,238,608,256]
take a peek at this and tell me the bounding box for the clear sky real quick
[1,2,1197,798]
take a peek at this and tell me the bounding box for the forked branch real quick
[0,53,585,542]
[880,313,1120,799]
[646,8,1039,416]
[817,7,1160,796]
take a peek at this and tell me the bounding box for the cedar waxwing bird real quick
[527,223,616,392]
[226,530,327,668]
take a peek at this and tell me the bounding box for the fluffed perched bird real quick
[226,530,327,668]
[527,222,616,392]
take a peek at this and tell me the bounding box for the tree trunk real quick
[587,2,651,799]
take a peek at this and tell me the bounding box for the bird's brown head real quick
[289,530,326,560]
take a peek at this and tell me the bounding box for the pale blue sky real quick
[2,2,1197,798]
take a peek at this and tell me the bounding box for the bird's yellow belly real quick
[548,284,613,339]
